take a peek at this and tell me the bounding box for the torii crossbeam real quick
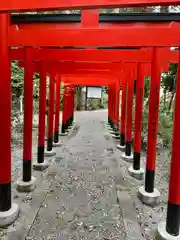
[9,22,180,47]
[0,0,179,12]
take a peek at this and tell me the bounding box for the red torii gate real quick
[14,46,178,172]
[61,77,115,136]
[0,6,180,240]
[14,46,180,239]
[17,59,141,163]
[16,48,177,157]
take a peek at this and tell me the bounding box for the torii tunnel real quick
[1,2,180,239]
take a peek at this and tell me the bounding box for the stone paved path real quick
[27,110,127,240]
[0,110,145,240]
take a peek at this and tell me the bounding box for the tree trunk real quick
[163,89,166,107]
[168,90,175,114]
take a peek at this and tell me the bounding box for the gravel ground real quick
[0,110,171,240]
[112,131,170,239]
[26,110,127,240]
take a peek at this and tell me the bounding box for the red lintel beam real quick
[18,59,170,73]
[10,48,178,64]
[9,23,180,47]
[18,61,137,71]
[19,62,118,78]
[18,61,140,78]
[62,76,117,86]
[10,48,152,62]
[0,0,179,12]
[61,73,116,79]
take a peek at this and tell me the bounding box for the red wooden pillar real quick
[22,48,34,182]
[108,86,110,125]
[37,62,46,163]
[47,74,55,151]
[112,80,121,139]
[65,86,70,129]
[71,86,75,124]
[120,76,127,147]
[114,81,120,132]
[112,84,116,129]
[138,47,160,206]
[69,86,74,126]
[108,86,112,126]
[110,85,114,128]
[129,63,145,179]
[114,85,118,130]
[109,85,113,127]
[110,85,114,127]
[157,50,180,238]
[0,13,19,225]
[17,47,36,192]
[133,63,144,169]
[61,85,67,135]
[68,86,72,127]
[54,75,61,143]
[122,71,134,160]
[0,13,11,211]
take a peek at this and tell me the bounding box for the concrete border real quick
[33,161,49,171]
[156,221,180,240]
[117,144,126,152]
[44,150,56,157]
[16,176,36,192]
[109,130,118,135]
[138,186,160,207]
[121,152,133,162]
[128,166,144,180]
[53,141,61,147]
[59,132,68,136]
[112,134,120,139]
[116,189,144,240]
[0,203,19,227]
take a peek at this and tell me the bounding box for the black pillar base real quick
[108,116,110,124]
[0,182,11,211]
[125,141,132,156]
[23,160,32,182]
[66,119,69,129]
[120,133,125,146]
[61,123,66,134]
[111,121,114,129]
[37,146,45,164]
[47,136,53,151]
[145,169,155,193]
[68,118,71,127]
[133,152,140,170]
[54,131,59,143]
[69,115,73,125]
[113,126,119,136]
[166,202,180,236]
[109,119,113,128]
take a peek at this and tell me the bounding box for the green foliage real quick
[161,63,177,93]
[162,74,175,92]
[11,61,40,100]
[142,97,173,151]
[144,76,150,99]
[11,61,24,99]
[158,103,173,149]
